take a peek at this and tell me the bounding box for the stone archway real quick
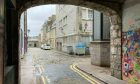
[17,0,122,79]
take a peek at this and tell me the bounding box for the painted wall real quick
[19,13,25,57]
[19,11,27,56]
[122,0,140,83]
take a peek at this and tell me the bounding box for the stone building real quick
[28,36,39,47]
[46,15,56,48]
[55,5,93,54]
[38,33,41,47]
[40,15,56,48]
[40,22,47,44]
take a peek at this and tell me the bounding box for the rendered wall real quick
[122,0,140,83]
[90,41,110,67]
[19,13,25,57]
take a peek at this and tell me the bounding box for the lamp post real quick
[27,29,30,37]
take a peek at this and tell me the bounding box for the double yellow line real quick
[70,64,101,84]
[37,65,47,84]
[33,54,47,84]
[37,64,101,84]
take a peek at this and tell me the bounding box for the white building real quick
[55,5,93,54]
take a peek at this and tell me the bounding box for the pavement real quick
[20,53,36,84]
[74,62,128,84]
[54,50,127,84]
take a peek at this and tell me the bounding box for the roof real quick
[28,36,39,41]
[28,38,38,41]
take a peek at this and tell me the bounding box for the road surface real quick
[21,48,104,84]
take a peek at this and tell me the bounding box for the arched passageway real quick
[18,0,122,79]
[1,0,126,84]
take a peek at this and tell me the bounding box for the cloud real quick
[27,5,56,36]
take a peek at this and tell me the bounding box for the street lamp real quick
[27,29,30,37]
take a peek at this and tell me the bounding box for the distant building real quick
[46,15,56,48]
[28,36,39,47]
[39,15,56,48]
[40,22,47,44]
[55,5,93,54]
[38,33,41,47]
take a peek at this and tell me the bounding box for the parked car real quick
[41,44,51,50]
[44,44,51,50]
[41,44,44,49]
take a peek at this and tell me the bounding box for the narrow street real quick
[21,48,104,84]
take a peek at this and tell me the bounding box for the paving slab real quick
[20,53,36,84]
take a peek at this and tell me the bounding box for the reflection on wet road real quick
[26,48,99,84]
[35,64,90,84]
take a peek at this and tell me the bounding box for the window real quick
[88,10,93,19]
[65,16,67,24]
[63,17,65,25]
[59,20,62,27]
[93,11,110,41]
[29,44,32,46]
[63,16,67,25]
[34,43,37,47]
[82,9,86,19]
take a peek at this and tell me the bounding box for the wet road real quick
[26,48,94,84]
[35,64,90,84]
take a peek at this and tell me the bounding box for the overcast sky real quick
[27,5,56,36]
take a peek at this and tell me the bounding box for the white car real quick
[41,44,44,49]
[41,44,51,50]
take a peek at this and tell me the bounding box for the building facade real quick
[40,22,47,44]
[55,5,93,54]
[40,15,56,49]
[46,15,56,48]
[38,33,41,47]
[28,36,39,48]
